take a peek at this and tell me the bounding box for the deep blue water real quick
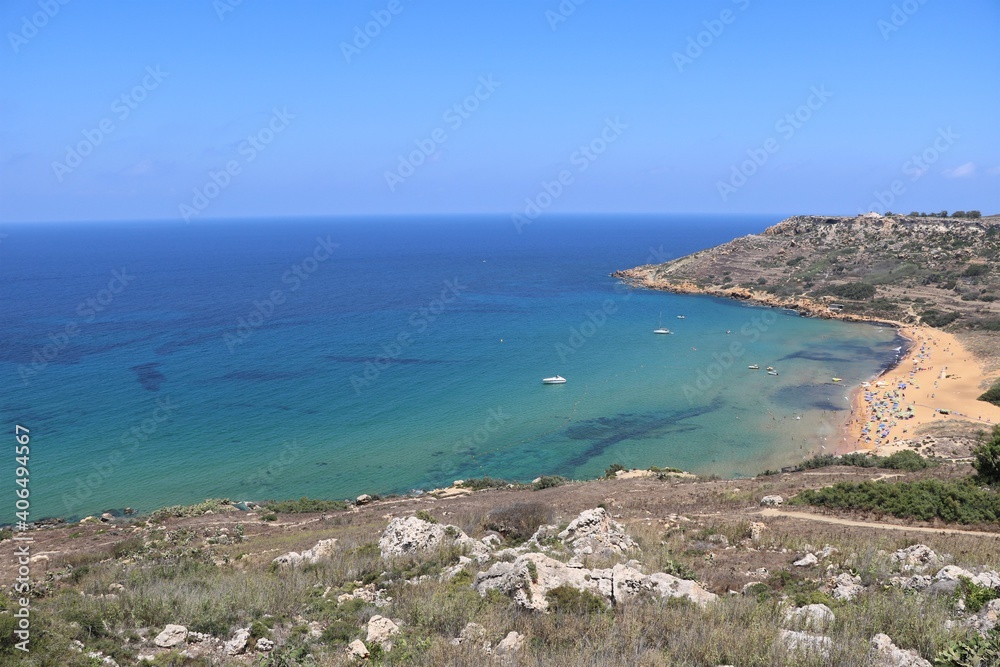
[0,215,900,519]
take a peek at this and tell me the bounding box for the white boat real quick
[542,375,566,384]
[766,366,775,372]
[676,315,685,319]
[654,312,671,334]
[767,370,778,376]
[748,364,760,370]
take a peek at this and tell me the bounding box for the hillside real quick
[613,214,1000,330]
[2,460,1000,666]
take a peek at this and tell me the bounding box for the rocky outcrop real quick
[473,552,716,611]
[153,624,188,648]
[366,615,400,650]
[495,631,525,657]
[830,572,864,601]
[224,628,251,656]
[870,634,931,667]
[784,604,835,632]
[556,507,637,557]
[780,629,832,658]
[272,538,338,567]
[760,495,784,506]
[891,544,943,571]
[378,515,489,562]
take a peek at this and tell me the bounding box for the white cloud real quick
[943,161,975,178]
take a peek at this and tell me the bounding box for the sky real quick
[1,0,998,223]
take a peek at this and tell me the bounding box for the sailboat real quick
[654,312,671,335]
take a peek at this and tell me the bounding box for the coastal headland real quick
[614,213,1000,457]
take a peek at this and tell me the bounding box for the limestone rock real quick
[934,565,972,581]
[473,552,716,611]
[347,639,370,660]
[780,630,831,658]
[793,553,818,567]
[272,537,338,567]
[225,628,251,656]
[366,615,400,649]
[870,633,931,667]
[256,637,274,652]
[154,624,188,648]
[831,572,864,601]
[749,521,766,542]
[556,508,637,557]
[495,631,525,656]
[450,621,488,647]
[379,515,479,559]
[891,545,941,571]
[760,495,784,506]
[784,603,835,632]
[356,494,373,505]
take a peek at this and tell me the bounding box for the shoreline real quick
[613,270,1000,459]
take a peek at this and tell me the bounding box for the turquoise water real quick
[0,216,900,519]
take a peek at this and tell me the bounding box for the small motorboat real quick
[766,366,775,372]
[767,370,779,376]
[542,375,566,384]
[676,315,686,319]
[832,377,843,383]
[748,364,760,370]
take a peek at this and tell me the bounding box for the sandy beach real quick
[842,326,1000,456]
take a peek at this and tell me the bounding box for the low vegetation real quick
[979,380,1000,408]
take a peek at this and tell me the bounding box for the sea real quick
[0,215,903,520]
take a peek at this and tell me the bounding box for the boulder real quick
[272,537,338,567]
[793,553,818,567]
[556,508,637,557]
[347,639,370,660]
[780,630,831,658]
[891,545,941,570]
[473,552,716,611]
[495,631,525,656]
[760,495,784,506]
[934,565,973,582]
[356,494,373,505]
[870,633,931,667]
[366,615,400,649]
[831,572,864,601]
[450,621,488,647]
[379,515,480,559]
[224,628,251,656]
[256,638,274,652]
[154,624,188,648]
[784,603,835,632]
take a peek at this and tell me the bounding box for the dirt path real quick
[758,508,1000,539]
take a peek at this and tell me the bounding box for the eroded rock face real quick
[154,624,188,648]
[272,538,338,567]
[378,516,489,561]
[224,628,251,656]
[473,552,716,611]
[556,508,637,557]
[870,633,931,667]
[366,615,400,649]
[891,545,942,571]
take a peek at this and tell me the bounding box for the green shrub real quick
[824,282,877,300]
[792,479,1000,524]
[604,463,626,479]
[414,510,439,524]
[935,629,1000,666]
[973,425,1000,485]
[979,381,1000,408]
[958,576,1000,613]
[533,475,568,490]
[882,449,933,471]
[261,497,348,514]
[545,584,608,614]
[920,309,960,328]
[962,264,990,277]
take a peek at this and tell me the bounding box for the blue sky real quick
[1,0,998,223]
